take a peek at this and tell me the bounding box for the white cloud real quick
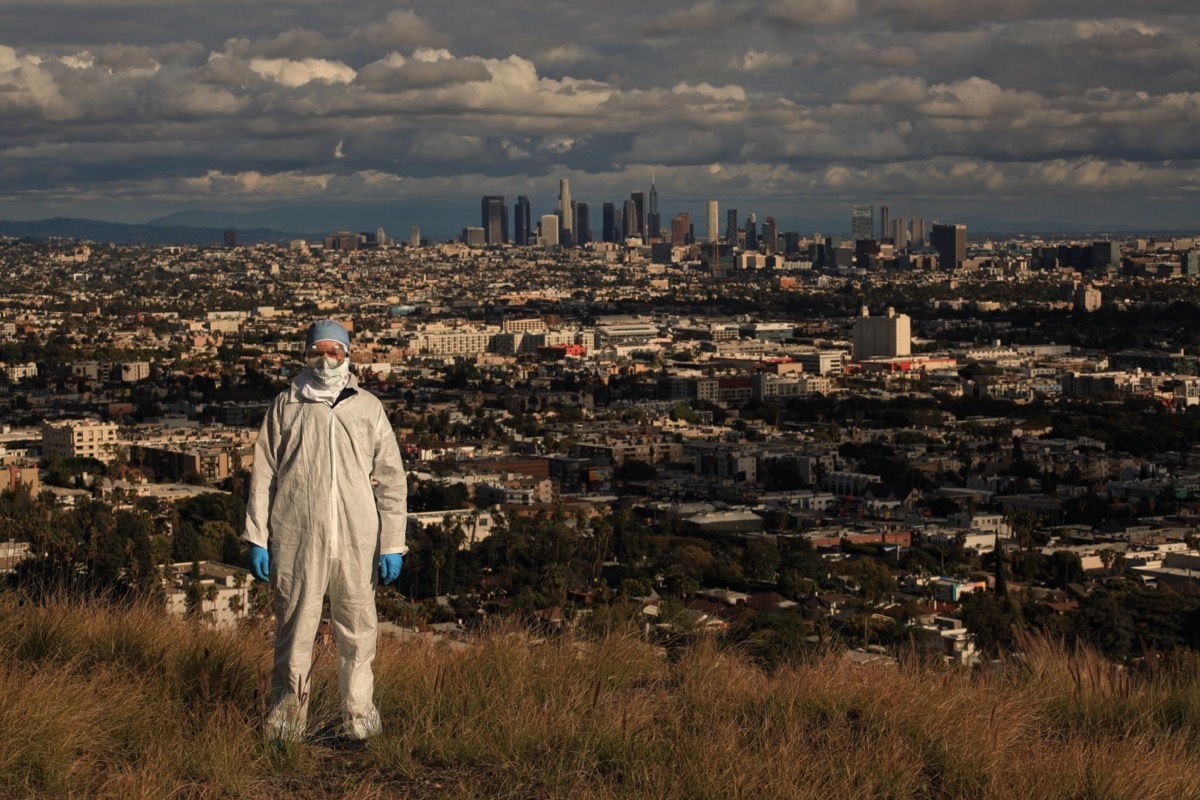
[918,77,1043,118]
[248,57,356,87]
[670,82,747,102]
[765,0,859,27]
[620,130,724,165]
[738,49,793,71]
[845,76,929,104]
[182,170,334,196]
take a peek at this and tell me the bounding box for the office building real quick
[42,419,121,464]
[725,209,738,245]
[892,218,909,249]
[630,191,646,239]
[879,205,889,241]
[706,200,719,243]
[623,200,638,241]
[556,180,573,245]
[575,202,591,245]
[852,204,874,241]
[462,227,486,247]
[514,196,532,245]
[481,195,507,245]
[540,214,560,248]
[762,216,777,254]
[911,217,924,247]
[409,226,421,246]
[1092,241,1119,270]
[324,231,359,251]
[930,223,967,269]
[602,202,617,243]
[223,228,237,248]
[852,307,911,361]
[1074,283,1102,312]
[745,213,758,251]
[647,180,661,240]
[671,213,690,245]
[1183,251,1200,277]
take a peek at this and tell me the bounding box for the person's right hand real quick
[248,544,270,582]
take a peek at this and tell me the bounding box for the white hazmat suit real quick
[242,371,407,741]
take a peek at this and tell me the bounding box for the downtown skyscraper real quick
[514,195,531,245]
[481,195,507,245]
[647,179,661,240]
[557,179,573,247]
[630,191,645,240]
[602,202,617,243]
[852,204,874,241]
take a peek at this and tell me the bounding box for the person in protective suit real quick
[241,319,407,745]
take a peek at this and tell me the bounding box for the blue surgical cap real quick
[305,319,351,352]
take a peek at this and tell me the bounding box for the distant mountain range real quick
[0,217,315,246]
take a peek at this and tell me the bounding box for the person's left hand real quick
[379,553,403,585]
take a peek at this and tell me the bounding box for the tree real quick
[1071,590,1134,659]
[742,538,781,583]
[960,593,1018,657]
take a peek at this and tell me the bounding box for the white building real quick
[1,362,37,382]
[164,561,253,628]
[540,215,560,248]
[42,419,121,463]
[853,306,911,361]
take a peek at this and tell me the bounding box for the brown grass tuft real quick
[4,594,1200,798]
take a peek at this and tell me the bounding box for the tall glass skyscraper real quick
[647,180,660,240]
[514,196,531,245]
[630,191,645,239]
[852,204,874,241]
[481,195,507,244]
[557,180,573,245]
[602,202,617,243]
[575,202,590,245]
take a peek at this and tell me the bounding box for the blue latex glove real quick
[248,544,270,582]
[379,553,403,585]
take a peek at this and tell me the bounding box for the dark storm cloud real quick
[0,0,1197,230]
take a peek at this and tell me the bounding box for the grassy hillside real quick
[2,594,1200,799]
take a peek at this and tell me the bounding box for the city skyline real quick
[1,1,1198,236]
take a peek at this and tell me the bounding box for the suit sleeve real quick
[372,404,409,555]
[241,396,283,549]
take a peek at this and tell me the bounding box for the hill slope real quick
[2,595,1198,799]
[0,217,313,246]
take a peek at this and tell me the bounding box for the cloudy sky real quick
[1,0,1198,236]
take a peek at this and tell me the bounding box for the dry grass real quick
[2,594,1200,799]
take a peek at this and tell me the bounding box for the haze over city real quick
[2,0,1198,236]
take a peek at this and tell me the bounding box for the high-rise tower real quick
[671,213,690,245]
[575,202,591,245]
[852,204,874,241]
[630,191,645,239]
[623,200,638,241]
[930,223,967,269]
[762,216,777,254]
[557,180,573,245]
[514,196,532,245]
[647,180,661,240]
[481,195,507,245]
[725,209,738,245]
[745,213,758,251]
[706,200,719,243]
[602,202,617,243]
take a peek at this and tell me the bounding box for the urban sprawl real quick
[4,200,1200,665]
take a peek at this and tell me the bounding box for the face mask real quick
[307,355,349,388]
